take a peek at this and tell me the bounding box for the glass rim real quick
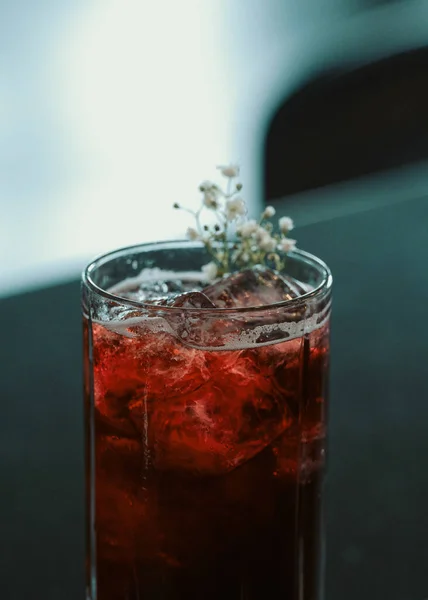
[82,240,332,314]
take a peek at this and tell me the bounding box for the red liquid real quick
[84,317,329,600]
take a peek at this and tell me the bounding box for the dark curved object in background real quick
[265,46,428,199]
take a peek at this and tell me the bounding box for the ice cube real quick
[166,291,216,309]
[148,346,293,474]
[108,268,207,304]
[147,292,217,347]
[203,266,304,308]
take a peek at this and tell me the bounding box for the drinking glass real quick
[82,240,332,600]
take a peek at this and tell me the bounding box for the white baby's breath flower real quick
[278,216,294,233]
[186,227,200,241]
[199,180,220,209]
[258,232,277,252]
[263,206,276,218]
[202,261,218,281]
[217,164,240,178]
[225,197,246,221]
[203,190,219,209]
[278,238,297,253]
[174,162,297,276]
[236,219,258,237]
[255,224,269,241]
[199,180,215,191]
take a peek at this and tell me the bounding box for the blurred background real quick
[2,0,427,297]
[2,1,428,599]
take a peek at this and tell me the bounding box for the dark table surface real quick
[2,194,428,600]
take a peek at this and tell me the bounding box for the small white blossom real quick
[278,238,297,253]
[278,216,294,233]
[258,232,277,252]
[199,180,215,191]
[255,225,269,241]
[263,206,276,218]
[225,197,246,221]
[199,180,219,209]
[241,252,250,263]
[202,261,218,281]
[203,190,219,209]
[217,164,240,178]
[186,227,200,241]
[236,219,258,237]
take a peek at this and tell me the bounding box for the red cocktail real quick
[82,241,332,600]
